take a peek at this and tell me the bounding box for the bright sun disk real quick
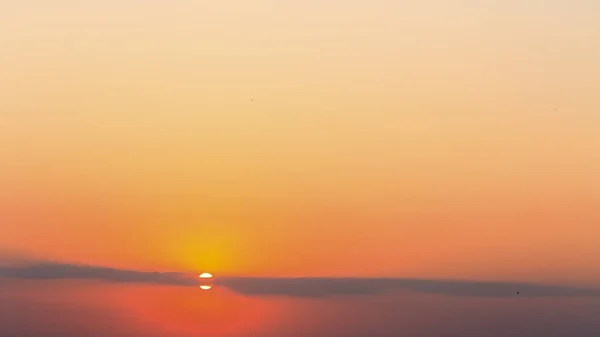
[199,272,213,279]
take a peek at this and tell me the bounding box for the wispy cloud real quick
[1,261,599,298]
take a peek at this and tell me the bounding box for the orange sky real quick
[1,1,599,285]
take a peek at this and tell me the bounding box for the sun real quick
[199,285,212,290]
[199,272,213,279]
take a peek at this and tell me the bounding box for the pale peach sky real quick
[1,1,599,285]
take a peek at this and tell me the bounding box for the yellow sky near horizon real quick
[1,1,599,285]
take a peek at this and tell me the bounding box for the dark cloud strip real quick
[215,277,600,298]
[2,262,600,298]
[0,262,196,286]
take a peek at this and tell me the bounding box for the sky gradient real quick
[2,0,600,287]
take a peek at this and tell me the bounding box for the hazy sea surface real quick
[2,279,600,337]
